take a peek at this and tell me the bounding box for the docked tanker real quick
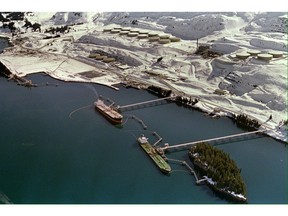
[94,99,123,125]
[138,134,171,174]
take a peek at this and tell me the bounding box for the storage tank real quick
[95,55,106,60]
[257,53,273,61]
[127,32,139,37]
[236,52,250,60]
[148,32,158,37]
[138,34,148,39]
[110,29,120,34]
[130,28,140,33]
[159,39,171,44]
[148,36,160,42]
[139,30,149,34]
[119,31,130,35]
[122,27,132,31]
[89,53,101,58]
[170,36,181,42]
[103,28,113,32]
[102,57,116,63]
[247,50,261,56]
[268,51,283,58]
[159,34,170,39]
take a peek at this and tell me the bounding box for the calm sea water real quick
[0,38,287,204]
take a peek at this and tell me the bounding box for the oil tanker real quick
[94,99,123,125]
[138,134,171,174]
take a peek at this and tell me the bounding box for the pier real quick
[131,115,147,129]
[166,158,203,184]
[152,131,163,146]
[7,73,37,87]
[160,129,268,152]
[117,96,176,112]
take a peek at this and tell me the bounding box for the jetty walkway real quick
[152,131,163,146]
[166,158,207,184]
[117,96,176,112]
[160,129,268,152]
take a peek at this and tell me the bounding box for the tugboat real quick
[94,99,123,125]
[138,134,171,174]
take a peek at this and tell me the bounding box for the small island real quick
[189,142,247,203]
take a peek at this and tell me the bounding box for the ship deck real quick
[140,142,171,173]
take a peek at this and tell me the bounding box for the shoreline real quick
[0,27,286,144]
[0,60,286,144]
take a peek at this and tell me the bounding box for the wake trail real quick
[69,104,92,119]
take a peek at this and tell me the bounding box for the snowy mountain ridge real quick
[1,12,287,38]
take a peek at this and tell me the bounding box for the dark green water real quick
[0,39,287,204]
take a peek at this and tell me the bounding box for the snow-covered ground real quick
[0,12,287,142]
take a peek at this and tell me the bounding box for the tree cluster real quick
[195,45,222,59]
[1,13,41,33]
[175,96,198,107]
[0,13,9,22]
[0,12,25,22]
[23,19,41,32]
[190,142,246,195]
[44,25,70,34]
[235,114,261,131]
[2,22,16,32]
[5,12,25,21]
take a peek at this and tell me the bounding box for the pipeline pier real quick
[166,158,207,185]
[160,129,267,152]
[117,96,176,112]
[131,115,147,130]
[152,131,163,146]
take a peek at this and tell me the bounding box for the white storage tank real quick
[130,28,140,33]
[236,52,250,59]
[138,34,148,39]
[102,57,116,63]
[139,30,149,34]
[95,55,106,60]
[148,36,160,42]
[170,36,181,42]
[119,31,130,35]
[159,39,171,44]
[122,27,132,31]
[159,34,170,39]
[127,32,139,37]
[110,29,120,34]
[268,51,283,58]
[103,28,113,32]
[148,32,159,37]
[89,53,101,58]
[257,53,273,61]
[247,50,261,56]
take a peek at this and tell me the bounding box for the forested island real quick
[189,142,247,203]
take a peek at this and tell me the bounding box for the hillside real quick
[0,12,287,142]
